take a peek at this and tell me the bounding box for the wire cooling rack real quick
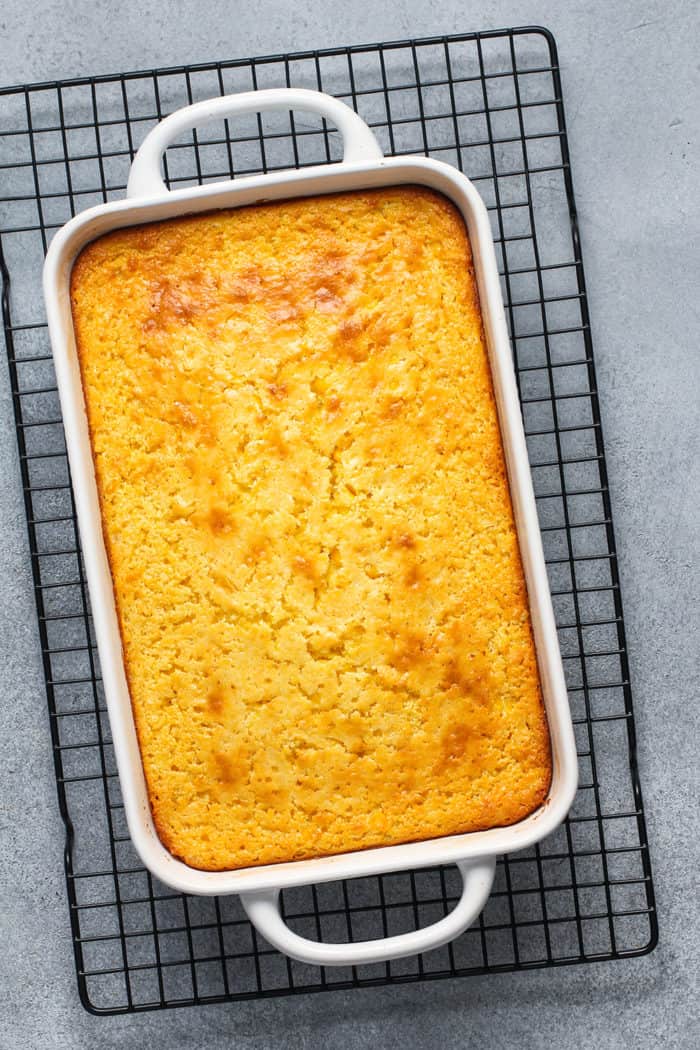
[0,26,657,1015]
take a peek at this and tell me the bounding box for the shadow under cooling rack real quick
[0,25,657,1015]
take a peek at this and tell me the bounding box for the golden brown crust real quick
[70,186,551,871]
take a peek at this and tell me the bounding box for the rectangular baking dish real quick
[43,88,578,967]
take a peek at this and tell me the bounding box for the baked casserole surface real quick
[70,187,551,870]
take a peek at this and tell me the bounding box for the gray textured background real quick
[1,1,698,1047]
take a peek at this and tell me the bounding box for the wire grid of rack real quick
[0,26,656,1015]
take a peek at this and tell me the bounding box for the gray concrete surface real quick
[0,1,698,1047]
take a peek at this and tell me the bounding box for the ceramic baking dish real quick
[43,88,578,967]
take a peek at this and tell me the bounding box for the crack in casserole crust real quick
[70,187,551,871]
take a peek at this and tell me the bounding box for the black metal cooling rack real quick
[0,26,657,1015]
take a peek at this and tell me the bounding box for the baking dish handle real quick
[126,87,384,199]
[239,857,496,967]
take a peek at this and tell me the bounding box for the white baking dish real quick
[43,88,578,967]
